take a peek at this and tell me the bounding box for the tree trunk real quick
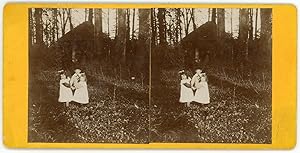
[152,8,167,85]
[260,8,272,65]
[211,8,217,23]
[175,8,181,43]
[238,8,249,63]
[208,8,211,21]
[115,9,118,37]
[158,8,167,45]
[107,9,110,36]
[52,8,58,42]
[34,8,43,45]
[85,9,88,21]
[131,9,136,39]
[150,8,157,46]
[254,8,258,39]
[88,9,93,23]
[94,9,103,57]
[230,8,233,35]
[191,8,196,31]
[67,9,73,31]
[116,9,127,66]
[183,9,192,37]
[126,9,130,47]
[217,8,225,57]
[59,9,68,36]
[249,9,254,40]
[137,9,151,83]
[217,8,225,38]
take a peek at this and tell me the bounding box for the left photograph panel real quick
[28,8,150,143]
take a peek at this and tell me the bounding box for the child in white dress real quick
[179,70,194,107]
[58,73,73,106]
[72,73,89,104]
[70,68,82,91]
[192,71,210,104]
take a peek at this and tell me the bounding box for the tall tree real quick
[175,8,182,43]
[107,9,110,36]
[191,8,197,31]
[125,9,131,60]
[131,9,136,39]
[116,9,127,66]
[126,9,130,44]
[94,9,103,57]
[208,8,211,21]
[230,8,233,35]
[260,8,272,64]
[152,8,167,85]
[248,9,254,40]
[67,9,73,31]
[52,8,58,42]
[254,8,259,39]
[217,8,226,57]
[239,8,249,61]
[150,8,157,46]
[211,8,217,23]
[217,8,225,38]
[115,9,118,37]
[88,9,93,23]
[136,9,151,82]
[58,9,69,36]
[85,8,88,21]
[182,9,192,37]
[34,8,43,44]
[157,8,167,45]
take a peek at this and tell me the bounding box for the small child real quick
[72,73,89,104]
[179,70,194,107]
[58,72,73,106]
[70,68,81,91]
[193,71,210,104]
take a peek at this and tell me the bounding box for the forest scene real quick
[150,8,272,143]
[29,8,150,143]
[28,7,272,144]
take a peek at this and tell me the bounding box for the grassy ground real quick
[28,69,149,143]
[150,68,271,143]
[28,66,271,144]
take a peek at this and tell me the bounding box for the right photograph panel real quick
[150,8,272,143]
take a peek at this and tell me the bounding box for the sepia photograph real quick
[28,7,272,144]
[28,8,150,143]
[150,8,272,143]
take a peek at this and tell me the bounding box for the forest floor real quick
[150,68,272,143]
[28,66,271,144]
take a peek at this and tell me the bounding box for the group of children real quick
[179,68,210,107]
[58,68,89,106]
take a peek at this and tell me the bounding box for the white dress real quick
[72,81,89,104]
[179,78,194,103]
[58,78,73,102]
[70,73,80,88]
[193,81,210,104]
